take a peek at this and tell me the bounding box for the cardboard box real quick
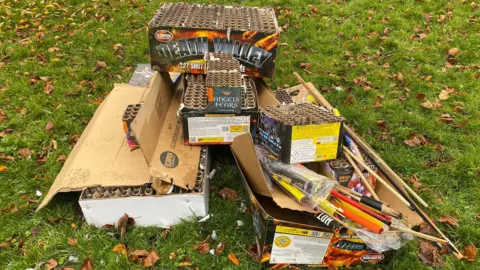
[180,75,261,145]
[148,3,280,78]
[231,133,423,268]
[258,106,344,164]
[38,72,211,228]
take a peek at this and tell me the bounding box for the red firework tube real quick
[330,190,392,225]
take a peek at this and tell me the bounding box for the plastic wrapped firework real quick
[255,145,337,211]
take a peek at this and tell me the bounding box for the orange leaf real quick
[46,258,58,270]
[143,251,159,267]
[228,253,240,266]
[462,244,477,262]
[437,215,459,227]
[45,121,56,131]
[56,154,67,163]
[218,188,238,201]
[0,204,18,213]
[80,258,93,270]
[193,242,210,254]
[68,238,78,247]
[113,243,128,255]
[0,165,8,172]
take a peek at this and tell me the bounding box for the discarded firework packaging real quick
[38,72,211,228]
[231,133,423,268]
[148,2,280,78]
[259,103,344,164]
[180,70,261,145]
[122,104,142,149]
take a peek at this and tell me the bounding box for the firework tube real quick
[332,198,388,234]
[271,173,318,211]
[331,190,392,225]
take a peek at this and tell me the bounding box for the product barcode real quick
[310,231,323,237]
[222,126,229,132]
[190,137,197,142]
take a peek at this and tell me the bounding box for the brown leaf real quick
[160,228,170,239]
[18,148,31,158]
[462,244,477,262]
[418,241,444,267]
[448,48,459,57]
[179,256,193,267]
[407,174,423,189]
[438,90,449,100]
[0,204,18,213]
[215,242,225,255]
[218,188,238,201]
[416,93,425,100]
[376,120,389,131]
[0,154,14,161]
[194,242,210,254]
[44,84,54,95]
[437,215,459,227]
[69,135,80,144]
[0,240,11,249]
[46,258,58,270]
[0,165,8,172]
[80,258,93,270]
[113,243,128,254]
[440,114,454,124]
[169,252,177,259]
[45,121,56,131]
[299,63,311,70]
[117,214,135,237]
[473,2,479,9]
[103,224,114,229]
[393,72,404,81]
[453,105,464,113]
[56,154,67,163]
[345,51,351,57]
[68,238,78,247]
[144,251,159,267]
[455,120,468,129]
[420,101,442,109]
[37,155,48,164]
[404,137,422,147]
[129,249,150,264]
[228,253,240,266]
[93,60,107,71]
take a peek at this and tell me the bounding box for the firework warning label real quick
[270,226,332,265]
[187,116,250,143]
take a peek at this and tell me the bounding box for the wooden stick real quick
[343,151,380,200]
[390,225,448,244]
[293,72,332,110]
[343,147,412,207]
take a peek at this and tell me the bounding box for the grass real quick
[0,0,479,269]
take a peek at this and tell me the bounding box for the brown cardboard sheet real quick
[38,84,150,209]
[132,73,200,189]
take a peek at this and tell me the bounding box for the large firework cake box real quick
[148,2,280,78]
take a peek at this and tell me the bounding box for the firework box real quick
[258,110,344,164]
[179,76,264,145]
[38,71,210,228]
[231,133,423,268]
[148,3,280,78]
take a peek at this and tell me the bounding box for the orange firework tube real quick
[330,190,391,225]
[332,198,387,234]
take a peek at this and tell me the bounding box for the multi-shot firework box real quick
[148,3,280,78]
[180,72,262,145]
[38,72,211,228]
[259,104,344,164]
[231,133,423,268]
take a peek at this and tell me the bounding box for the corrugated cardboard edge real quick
[38,84,147,210]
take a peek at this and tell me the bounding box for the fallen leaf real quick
[80,258,93,270]
[455,120,468,129]
[416,93,425,100]
[160,228,170,239]
[404,137,422,147]
[93,60,107,71]
[407,174,423,189]
[0,204,18,213]
[437,215,459,227]
[194,242,210,254]
[45,121,56,131]
[113,243,128,255]
[31,227,40,237]
[56,154,67,163]
[68,238,78,247]
[462,244,477,262]
[44,84,54,95]
[169,252,177,259]
[473,2,479,9]
[345,51,351,57]
[117,213,135,237]
[129,249,150,264]
[420,101,442,109]
[37,155,48,164]
[18,148,31,158]
[299,63,311,70]
[46,258,58,270]
[228,253,240,266]
[144,251,159,267]
[218,188,238,201]
[0,154,14,161]
[69,135,80,144]
[179,256,193,267]
[439,90,449,100]
[448,48,459,57]
[103,224,114,229]
[215,242,225,255]
[453,105,464,113]
[0,165,8,172]
[440,114,454,124]
[0,240,11,249]
[418,241,444,267]
[393,72,404,81]
[376,120,389,131]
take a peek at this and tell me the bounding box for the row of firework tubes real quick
[150,2,278,33]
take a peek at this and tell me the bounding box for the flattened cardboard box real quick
[38,72,210,228]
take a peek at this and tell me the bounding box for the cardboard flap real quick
[38,84,151,210]
[281,83,312,103]
[255,78,280,107]
[131,72,174,164]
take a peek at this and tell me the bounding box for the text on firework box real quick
[38,72,210,228]
[230,133,423,268]
[148,3,280,78]
[258,105,344,164]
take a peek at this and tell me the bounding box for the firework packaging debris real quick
[38,71,211,228]
[259,104,344,164]
[148,3,280,78]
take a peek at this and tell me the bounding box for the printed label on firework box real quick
[206,87,242,114]
[290,123,341,163]
[270,226,332,265]
[187,115,250,143]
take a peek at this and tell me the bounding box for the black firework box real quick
[259,104,344,164]
[148,2,280,78]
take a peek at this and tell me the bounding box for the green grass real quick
[0,0,479,269]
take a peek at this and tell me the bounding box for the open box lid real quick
[130,72,201,190]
